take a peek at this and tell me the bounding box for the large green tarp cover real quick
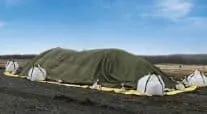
[21,48,175,88]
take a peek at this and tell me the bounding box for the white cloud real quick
[156,0,193,21]
[155,0,207,29]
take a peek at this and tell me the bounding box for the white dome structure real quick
[5,60,19,74]
[186,69,207,87]
[27,64,47,81]
[137,73,165,96]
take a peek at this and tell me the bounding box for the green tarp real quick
[21,48,175,88]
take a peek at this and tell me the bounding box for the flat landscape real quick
[156,64,207,80]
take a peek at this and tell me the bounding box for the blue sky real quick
[0,0,207,55]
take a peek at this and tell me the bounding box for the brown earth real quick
[0,69,207,114]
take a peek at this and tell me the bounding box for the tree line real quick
[0,55,36,60]
[1,54,207,65]
[141,54,207,65]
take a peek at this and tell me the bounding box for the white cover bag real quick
[27,64,47,81]
[137,73,165,96]
[187,69,207,87]
[5,60,19,74]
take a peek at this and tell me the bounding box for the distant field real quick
[0,59,30,69]
[156,64,207,80]
[0,54,35,68]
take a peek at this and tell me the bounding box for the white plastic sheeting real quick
[5,60,19,74]
[27,65,47,81]
[186,69,207,87]
[137,73,165,96]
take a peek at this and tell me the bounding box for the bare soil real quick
[0,69,207,114]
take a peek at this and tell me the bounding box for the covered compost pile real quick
[21,48,175,88]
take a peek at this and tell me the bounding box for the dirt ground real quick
[0,69,207,114]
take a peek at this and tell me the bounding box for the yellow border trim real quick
[3,72,198,96]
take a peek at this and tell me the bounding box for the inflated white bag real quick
[187,69,207,87]
[27,65,47,81]
[5,60,19,74]
[137,74,165,96]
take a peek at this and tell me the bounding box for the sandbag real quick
[27,64,47,81]
[137,73,165,96]
[186,69,207,87]
[175,82,185,91]
[91,79,101,89]
[5,60,19,74]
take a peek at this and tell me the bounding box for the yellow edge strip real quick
[3,72,198,96]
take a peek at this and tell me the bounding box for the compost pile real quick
[21,47,174,88]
